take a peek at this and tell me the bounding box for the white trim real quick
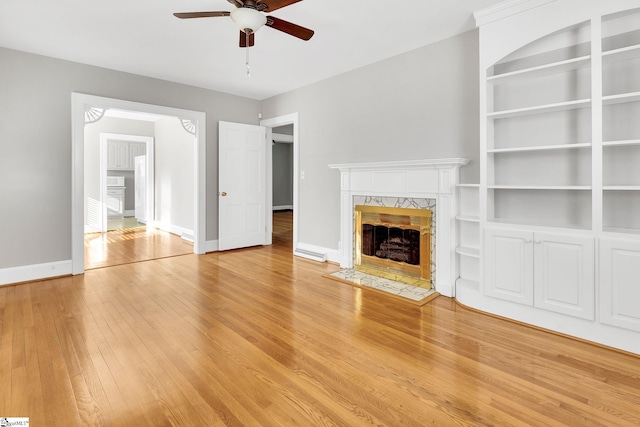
[72,93,207,275]
[0,260,72,286]
[154,222,194,240]
[474,0,556,27]
[123,210,135,217]
[261,113,300,253]
[205,240,219,253]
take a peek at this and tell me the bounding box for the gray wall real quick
[0,28,480,270]
[272,142,293,208]
[0,47,259,269]
[260,30,480,250]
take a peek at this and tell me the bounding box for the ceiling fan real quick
[173,0,314,48]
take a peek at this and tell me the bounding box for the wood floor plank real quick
[1,211,639,425]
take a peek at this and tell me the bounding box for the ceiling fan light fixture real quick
[230,7,267,33]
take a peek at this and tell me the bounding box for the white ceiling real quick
[0,0,506,100]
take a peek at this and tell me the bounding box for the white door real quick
[218,121,266,251]
[135,155,147,224]
[483,226,534,306]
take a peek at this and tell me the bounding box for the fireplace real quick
[329,158,469,297]
[355,205,432,288]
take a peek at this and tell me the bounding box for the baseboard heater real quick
[294,248,327,263]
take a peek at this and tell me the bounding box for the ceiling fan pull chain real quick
[245,31,251,78]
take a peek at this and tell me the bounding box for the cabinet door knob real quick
[221,191,227,197]
[525,239,532,243]
[535,240,542,244]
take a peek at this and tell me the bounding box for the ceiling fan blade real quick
[173,11,230,19]
[259,0,302,12]
[239,31,255,48]
[266,16,314,40]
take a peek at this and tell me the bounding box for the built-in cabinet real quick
[599,238,640,332]
[107,140,146,170]
[484,226,594,320]
[463,0,640,355]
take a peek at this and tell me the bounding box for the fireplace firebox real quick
[355,205,432,289]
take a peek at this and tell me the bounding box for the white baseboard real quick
[205,240,219,253]
[273,205,293,211]
[0,260,73,286]
[154,222,194,239]
[124,210,135,217]
[84,224,101,233]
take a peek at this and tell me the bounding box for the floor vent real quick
[294,248,327,263]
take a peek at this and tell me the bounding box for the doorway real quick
[72,94,206,275]
[261,113,300,252]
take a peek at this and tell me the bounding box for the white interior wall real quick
[154,118,195,235]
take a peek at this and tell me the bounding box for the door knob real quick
[221,191,227,197]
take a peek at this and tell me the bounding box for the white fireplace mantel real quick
[328,158,469,298]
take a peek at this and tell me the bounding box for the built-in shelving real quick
[603,226,640,235]
[488,55,591,85]
[489,185,591,190]
[603,186,640,191]
[456,246,480,258]
[488,142,591,153]
[456,215,480,223]
[603,139,640,147]
[488,98,591,119]
[603,92,640,105]
[477,0,640,356]
[457,183,480,188]
[602,43,640,63]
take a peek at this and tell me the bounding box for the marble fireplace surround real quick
[328,159,469,298]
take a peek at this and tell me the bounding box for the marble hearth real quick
[328,159,469,297]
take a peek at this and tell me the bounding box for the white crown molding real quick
[474,0,557,27]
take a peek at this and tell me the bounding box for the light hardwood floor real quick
[84,227,193,270]
[3,211,640,425]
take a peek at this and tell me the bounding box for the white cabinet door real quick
[106,188,125,219]
[600,238,640,332]
[484,227,534,306]
[534,232,594,320]
[107,141,130,170]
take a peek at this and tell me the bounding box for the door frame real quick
[260,113,299,251]
[100,133,154,232]
[71,93,206,275]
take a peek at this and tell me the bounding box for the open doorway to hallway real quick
[260,113,300,254]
